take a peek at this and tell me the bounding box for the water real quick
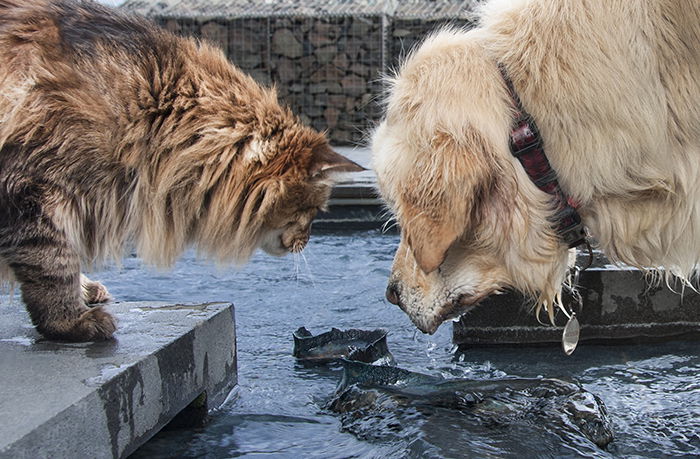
[84,230,699,458]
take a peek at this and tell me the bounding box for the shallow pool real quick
[89,230,698,458]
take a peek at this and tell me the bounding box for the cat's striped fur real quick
[0,0,362,341]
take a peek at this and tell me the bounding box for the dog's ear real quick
[401,207,464,274]
[397,170,472,275]
[396,131,494,274]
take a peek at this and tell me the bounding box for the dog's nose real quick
[385,284,400,305]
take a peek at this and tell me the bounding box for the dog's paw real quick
[80,275,112,305]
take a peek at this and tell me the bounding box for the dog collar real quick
[499,65,587,248]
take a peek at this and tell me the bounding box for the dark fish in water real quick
[328,360,614,450]
[292,327,395,365]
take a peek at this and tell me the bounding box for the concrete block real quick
[454,265,700,347]
[0,301,237,459]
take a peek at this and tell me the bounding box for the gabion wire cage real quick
[121,0,478,145]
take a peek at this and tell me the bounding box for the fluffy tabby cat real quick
[0,0,363,341]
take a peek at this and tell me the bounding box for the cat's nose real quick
[385,283,400,305]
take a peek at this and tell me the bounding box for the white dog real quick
[372,0,700,334]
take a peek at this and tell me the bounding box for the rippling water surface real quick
[89,230,699,458]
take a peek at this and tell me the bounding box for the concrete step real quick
[0,301,237,459]
[453,255,700,347]
[317,146,386,230]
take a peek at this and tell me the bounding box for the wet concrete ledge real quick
[0,301,237,459]
[454,263,700,347]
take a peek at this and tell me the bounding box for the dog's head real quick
[372,29,572,334]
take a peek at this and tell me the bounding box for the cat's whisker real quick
[299,250,316,288]
[293,252,301,283]
[381,217,399,234]
[378,207,392,216]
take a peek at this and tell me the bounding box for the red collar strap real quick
[499,65,587,248]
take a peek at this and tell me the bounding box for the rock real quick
[298,55,317,75]
[340,75,367,97]
[292,327,395,365]
[360,93,374,107]
[328,94,347,108]
[248,69,271,86]
[272,28,303,59]
[332,53,350,70]
[314,91,330,105]
[134,8,459,146]
[345,97,361,112]
[324,107,340,130]
[310,82,343,94]
[309,22,339,46]
[275,18,292,29]
[366,39,382,52]
[331,130,353,144]
[327,83,344,94]
[311,117,326,132]
[314,45,339,65]
[274,58,297,84]
[349,17,373,37]
[313,93,328,106]
[300,19,313,34]
[299,93,314,108]
[349,63,370,77]
[300,114,312,126]
[229,25,266,54]
[305,106,323,118]
[310,64,344,83]
[353,46,372,63]
[328,361,614,452]
[235,53,263,71]
[201,21,227,42]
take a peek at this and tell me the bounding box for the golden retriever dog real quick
[372,0,700,334]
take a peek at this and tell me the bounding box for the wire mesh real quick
[122,0,479,145]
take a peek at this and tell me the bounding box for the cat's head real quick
[254,137,364,257]
[187,100,364,263]
[146,42,364,265]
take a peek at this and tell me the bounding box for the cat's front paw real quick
[70,307,117,341]
[41,307,117,341]
[80,275,112,304]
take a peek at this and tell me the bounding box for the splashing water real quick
[77,230,700,458]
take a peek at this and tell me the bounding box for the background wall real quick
[121,0,478,145]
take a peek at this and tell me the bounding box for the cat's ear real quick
[309,144,366,178]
